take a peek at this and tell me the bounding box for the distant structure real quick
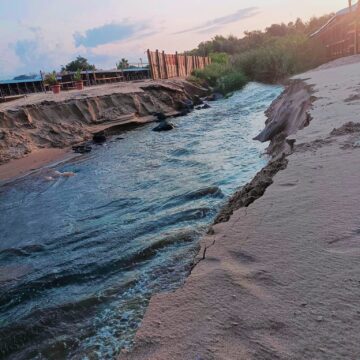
[311,1,360,59]
[0,75,45,98]
[0,67,150,98]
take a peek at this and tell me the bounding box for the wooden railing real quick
[147,50,211,80]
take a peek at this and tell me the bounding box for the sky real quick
[0,0,347,79]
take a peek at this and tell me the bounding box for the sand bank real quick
[0,79,207,178]
[120,56,360,359]
[0,148,71,182]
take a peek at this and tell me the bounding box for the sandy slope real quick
[119,57,360,359]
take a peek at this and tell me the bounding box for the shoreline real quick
[0,148,72,183]
[120,55,360,359]
[0,112,179,183]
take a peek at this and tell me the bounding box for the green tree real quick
[61,56,96,72]
[116,58,129,70]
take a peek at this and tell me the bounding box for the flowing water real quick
[0,83,282,359]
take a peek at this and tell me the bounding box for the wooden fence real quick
[311,3,360,60]
[147,50,211,80]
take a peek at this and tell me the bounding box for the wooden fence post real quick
[156,49,162,79]
[175,51,180,77]
[162,51,169,79]
[146,50,209,78]
[147,49,154,79]
[40,70,46,93]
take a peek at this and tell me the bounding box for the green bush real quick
[209,52,229,64]
[232,34,328,83]
[190,31,327,93]
[187,75,207,88]
[232,47,294,83]
[192,63,233,87]
[191,54,248,95]
[44,71,59,86]
[74,69,82,81]
[216,72,247,95]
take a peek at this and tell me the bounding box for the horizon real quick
[0,0,346,79]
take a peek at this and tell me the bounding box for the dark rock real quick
[72,144,92,154]
[152,120,175,132]
[195,104,211,111]
[205,93,224,102]
[115,137,125,140]
[173,109,190,117]
[177,99,194,112]
[183,99,194,109]
[153,112,167,122]
[93,132,107,144]
[202,103,211,109]
[193,95,203,106]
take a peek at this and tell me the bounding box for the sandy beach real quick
[120,56,360,359]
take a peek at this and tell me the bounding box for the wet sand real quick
[0,148,72,182]
[120,56,360,359]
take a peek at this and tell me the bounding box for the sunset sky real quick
[0,0,347,79]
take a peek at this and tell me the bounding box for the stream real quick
[0,82,282,359]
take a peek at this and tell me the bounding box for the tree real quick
[13,74,38,81]
[265,23,289,37]
[116,58,129,70]
[61,56,96,72]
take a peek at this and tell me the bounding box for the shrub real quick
[232,34,328,83]
[216,71,247,95]
[44,71,59,86]
[187,75,207,88]
[209,52,229,64]
[74,69,82,81]
[192,63,233,87]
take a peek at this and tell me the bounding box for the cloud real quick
[174,7,260,35]
[13,38,52,71]
[74,20,156,48]
[9,28,72,75]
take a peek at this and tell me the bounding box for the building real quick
[311,1,360,59]
[0,67,150,98]
[0,75,45,98]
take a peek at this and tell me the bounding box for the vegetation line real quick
[188,14,332,94]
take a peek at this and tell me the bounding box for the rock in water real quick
[205,93,224,102]
[152,120,175,132]
[173,109,190,117]
[193,95,203,106]
[93,132,107,144]
[195,104,211,110]
[153,112,167,122]
[72,144,92,153]
[183,99,194,109]
[177,99,194,112]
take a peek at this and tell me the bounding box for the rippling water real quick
[0,83,282,359]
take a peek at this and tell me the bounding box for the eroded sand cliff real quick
[0,80,207,165]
